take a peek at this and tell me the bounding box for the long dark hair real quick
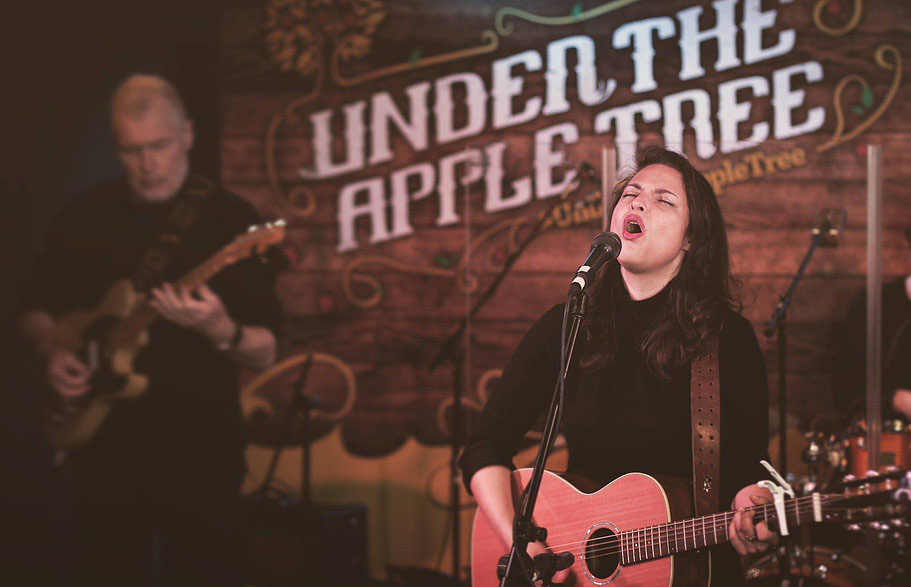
[580,147,737,378]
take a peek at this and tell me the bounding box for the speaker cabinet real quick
[245,500,368,586]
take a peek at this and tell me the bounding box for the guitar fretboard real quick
[107,243,253,348]
[617,493,834,565]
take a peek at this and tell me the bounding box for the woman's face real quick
[609,163,690,278]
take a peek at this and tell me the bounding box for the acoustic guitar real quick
[43,220,286,450]
[471,467,910,586]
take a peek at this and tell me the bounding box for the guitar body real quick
[43,279,150,449]
[471,469,709,587]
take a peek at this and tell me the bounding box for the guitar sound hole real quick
[584,526,620,580]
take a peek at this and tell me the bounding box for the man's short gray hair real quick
[110,73,188,122]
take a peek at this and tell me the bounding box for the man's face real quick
[112,100,193,202]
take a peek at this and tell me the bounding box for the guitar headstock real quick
[219,220,287,265]
[825,469,911,528]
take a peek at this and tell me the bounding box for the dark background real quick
[1,1,221,573]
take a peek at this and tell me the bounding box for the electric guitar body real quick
[44,278,151,449]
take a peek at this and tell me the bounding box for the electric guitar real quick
[42,220,286,450]
[471,468,910,586]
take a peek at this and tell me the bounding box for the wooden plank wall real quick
[221,0,909,575]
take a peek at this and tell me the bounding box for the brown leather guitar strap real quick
[132,174,215,291]
[691,335,721,515]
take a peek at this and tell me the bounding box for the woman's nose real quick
[631,195,646,211]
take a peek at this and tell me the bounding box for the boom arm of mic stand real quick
[429,172,588,372]
[499,294,587,587]
[764,231,825,337]
[762,229,825,581]
[251,354,314,500]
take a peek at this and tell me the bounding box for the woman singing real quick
[460,147,776,584]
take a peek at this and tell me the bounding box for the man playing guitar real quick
[19,74,282,585]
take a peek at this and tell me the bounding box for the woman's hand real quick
[729,484,778,555]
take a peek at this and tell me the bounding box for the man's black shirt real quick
[23,175,282,487]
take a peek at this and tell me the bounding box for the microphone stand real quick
[429,163,595,582]
[247,355,319,583]
[250,354,317,504]
[763,222,829,581]
[498,293,587,587]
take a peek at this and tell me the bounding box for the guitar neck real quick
[108,249,235,347]
[619,493,831,565]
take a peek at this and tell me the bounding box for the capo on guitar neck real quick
[758,459,796,536]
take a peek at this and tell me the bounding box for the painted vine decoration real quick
[816,44,902,152]
[495,0,644,36]
[812,0,864,37]
[241,351,358,423]
[263,0,386,218]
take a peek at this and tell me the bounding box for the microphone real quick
[812,208,845,248]
[568,231,621,296]
[576,160,597,179]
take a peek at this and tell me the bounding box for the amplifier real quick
[245,499,368,586]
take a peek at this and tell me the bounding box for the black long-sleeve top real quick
[460,286,770,508]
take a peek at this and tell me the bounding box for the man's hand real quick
[893,389,911,419]
[149,283,234,345]
[730,489,778,556]
[47,350,92,399]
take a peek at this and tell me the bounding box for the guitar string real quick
[550,496,846,559]
[541,493,831,552]
[579,501,856,563]
[534,493,846,559]
[575,505,873,566]
[573,503,868,567]
[571,504,827,563]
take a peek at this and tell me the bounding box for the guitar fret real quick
[691,518,697,547]
[649,526,655,559]
[620,531,625,565]
[702,518,708,548]
[658,525,670,556]
[637,529,642,563]
[673,522,679,553]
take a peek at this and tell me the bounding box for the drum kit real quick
[747,420,911,585]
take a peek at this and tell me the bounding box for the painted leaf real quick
[860,85,874,109]
[337,33,373,61]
